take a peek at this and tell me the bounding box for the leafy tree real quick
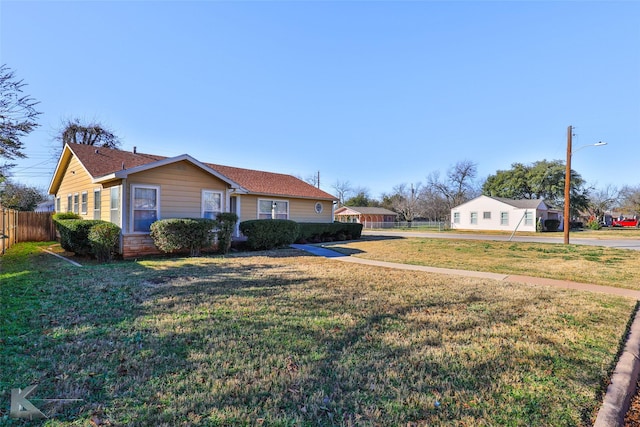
[482,159,586,211]
[344,190,379,207]
[0,180,45,211]
[57,118,121,148]
[0,64,41,161]
[426,160,479,212]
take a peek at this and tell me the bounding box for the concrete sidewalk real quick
[291,243,640,427]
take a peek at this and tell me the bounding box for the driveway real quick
[362,230,640,251]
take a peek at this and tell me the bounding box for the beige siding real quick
[237,196,257,223]
[127,161,230,220]
[55,157,94,217]
[238,195,333,223]
[291,198,333,222]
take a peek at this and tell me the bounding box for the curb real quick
[594,307,640,427]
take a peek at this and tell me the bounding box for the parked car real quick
[612,218,639,228]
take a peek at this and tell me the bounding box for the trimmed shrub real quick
[239,219,299,250]
[297,222,363,243]
[216,212,238,254]
[150,218,218,256]
[88,222,121,262]
[52,212,82,221]
[53,218,104,256]
[544,219,560,232]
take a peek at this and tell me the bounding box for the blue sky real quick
[2,1,639,198]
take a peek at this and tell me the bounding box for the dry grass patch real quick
[325,238,640,290]
[0,244,636,426]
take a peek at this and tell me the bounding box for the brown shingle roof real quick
[66,143,336,200]
[205,163,335,199]
[69,142,165,177]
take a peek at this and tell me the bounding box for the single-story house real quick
[49,143,338,258]
[35,199,55,212]
[334,206,398,228]
[450,195,560,232]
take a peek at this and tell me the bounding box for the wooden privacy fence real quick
[1,207,57,255]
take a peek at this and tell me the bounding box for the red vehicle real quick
[612,217,639,228]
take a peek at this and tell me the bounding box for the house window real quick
[470,212,478,225]
[81,192,88,215]
[56,197,61,212]
[500,212,509,225]
[524,211,534,226]
[483,211,491,220]
[67,195,72,212]
[94,189,101,220]
[453,212,460,224]
[73,193,79,214]
[132,185,159,232]
[258,199,288,219]
[110,186,120,226]
[202,190,222,219]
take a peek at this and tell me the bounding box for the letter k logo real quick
[10,385,46,419]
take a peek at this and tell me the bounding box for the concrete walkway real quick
[290,243,640,427]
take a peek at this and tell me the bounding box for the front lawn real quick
[326,237,640,290]
[0,242,636,426]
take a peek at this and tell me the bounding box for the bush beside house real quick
[240,219,300,250]
[53,213,121,260]
[239,220,364,250]
[150,218,218,257]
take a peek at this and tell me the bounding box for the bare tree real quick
[57,118,121,148]
[619,185,640,216]
[382,182,422,225]
[332,179,353,206]
[427,160,479,213]
[417,185,449,221]
[0,64,41,161]
[587,185,619,221]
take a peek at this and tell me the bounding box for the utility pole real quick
[563,126,573,244]
[317,171,320,189]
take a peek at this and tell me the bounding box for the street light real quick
[563,125,608,244]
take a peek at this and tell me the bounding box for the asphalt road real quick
[362,230,640,251]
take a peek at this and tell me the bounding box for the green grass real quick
[0,242,637,426]
[325,237,640,290]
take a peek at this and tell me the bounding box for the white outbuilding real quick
[450,196,561,232]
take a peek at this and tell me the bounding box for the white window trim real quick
[524,210,534,226]
[131,185,160,233]
[500,211,509,226]
[81,191,88,215]
[73,193,79,214]
[94,188,102,220]
[110,186,121,228]
[258,198,289,220]
[453,212,460,224]
[202,189,223,219]
[470,211,478,225]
